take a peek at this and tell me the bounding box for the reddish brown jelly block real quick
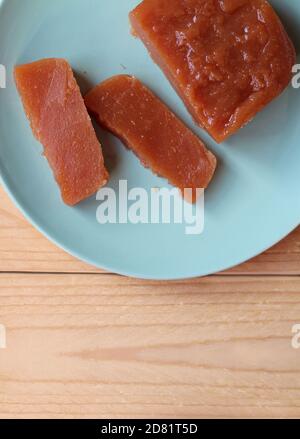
[14,58,109,205]
[85,75,217,196]
[130,0,296,143]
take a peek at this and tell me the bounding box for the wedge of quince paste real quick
[15,58,108,205]
[85,75,216,199]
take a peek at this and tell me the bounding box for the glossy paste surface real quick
[130,0,296,142]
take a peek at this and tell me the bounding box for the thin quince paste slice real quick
[130,0,296,143]
[14,58,109,205]
[85,75,217,196]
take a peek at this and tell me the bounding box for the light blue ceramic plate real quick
[0,0,299,280]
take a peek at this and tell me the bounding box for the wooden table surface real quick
[0,185,299,419]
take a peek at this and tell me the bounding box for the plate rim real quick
[1,172,299,280]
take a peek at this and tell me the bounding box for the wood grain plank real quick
[0,274,300,419]
[0,186,102,273]
[0,187,299,275]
